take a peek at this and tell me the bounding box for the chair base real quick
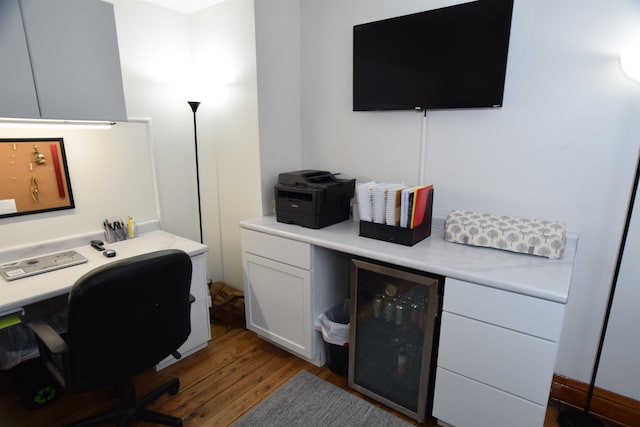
[68,377,182,427]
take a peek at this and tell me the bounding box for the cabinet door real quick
[243,252,312,359]
[19,0,127,121]
[443,278,564,341]
[433,368,546,427]
[437,312,558,405]
[434,278,563,426]
[157,253,211,370]
[240,228,310,268]
[0,0,39,118]
[182,254,212,351]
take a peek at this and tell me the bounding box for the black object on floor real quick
[14,357,63,409]
[557,408,604,427]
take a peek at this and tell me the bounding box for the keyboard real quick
[0,250,88,281]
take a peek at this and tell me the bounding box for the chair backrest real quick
[66,249,193,390]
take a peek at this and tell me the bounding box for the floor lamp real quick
[558,36,640,427]
[188,101,204,244]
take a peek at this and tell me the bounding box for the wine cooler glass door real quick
[348,258,442,423]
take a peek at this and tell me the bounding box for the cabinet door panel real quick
[0,0,39,118]
[433,368,545,427]
[20,0,127,120]
[157,254,211,370]
[438,312,557,405]
[241,229,310,269]
[244,253,311,358]
[189,254,212,343]
[444,278,564,341]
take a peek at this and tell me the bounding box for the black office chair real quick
[28,249,193,427]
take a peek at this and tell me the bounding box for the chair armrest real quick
[27,320,69,354]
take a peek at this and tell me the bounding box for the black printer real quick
[275,170,355,229]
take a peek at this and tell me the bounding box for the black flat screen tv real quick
[353,0,514,111]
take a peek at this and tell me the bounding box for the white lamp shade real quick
[621,36,640,83]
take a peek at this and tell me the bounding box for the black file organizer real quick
[359,188,434,246]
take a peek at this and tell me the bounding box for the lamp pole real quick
[188,101,203,244]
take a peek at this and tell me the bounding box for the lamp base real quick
[557,408,605,427]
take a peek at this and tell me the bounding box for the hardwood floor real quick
[0,322,566,426]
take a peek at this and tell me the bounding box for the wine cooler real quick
[348,258,443,422]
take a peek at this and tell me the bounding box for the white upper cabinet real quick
[0,0,40,118]
[0,0,127,121]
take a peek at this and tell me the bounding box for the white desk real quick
[240,216,577,303]
[0,229,211,370]
[240,216,578,427]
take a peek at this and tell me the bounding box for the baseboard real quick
[550,374,640,427]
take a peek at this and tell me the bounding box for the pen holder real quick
[103,217,137,243]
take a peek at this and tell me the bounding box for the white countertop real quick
[240,216,577,304]
[0,230,208,313]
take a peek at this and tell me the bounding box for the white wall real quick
[254,0,303,214]
[255,0,640,400]
[189,0,262,290]
[0,121,158,247]
[109,0,261,289]
[108,0,200,245]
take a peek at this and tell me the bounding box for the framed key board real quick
[0,138,75,218]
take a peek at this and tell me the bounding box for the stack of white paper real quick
[357,181,411,225]
[356,181,376,222]
[372,183,394,224]
[385,184,407,226]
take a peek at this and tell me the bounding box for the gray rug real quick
[232,370,413,426]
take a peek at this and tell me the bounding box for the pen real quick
[115,220,123,241]
[118,220,126,240]
[103,220,112,243]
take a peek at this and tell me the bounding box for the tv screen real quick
[353,0,514,111]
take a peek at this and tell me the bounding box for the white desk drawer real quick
[241,229,310,269]
[433,368,546,427]
[437,312,557,405]
[443,278,564,341]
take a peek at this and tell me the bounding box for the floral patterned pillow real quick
[444,210,566,259]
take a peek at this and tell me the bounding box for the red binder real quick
[410,185,433,228]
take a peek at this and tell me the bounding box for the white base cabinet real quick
[244,251,312,358]
[432,278,565,427]
[241,228,349,366]
[239,216,576,427]
[157,253,211,370]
